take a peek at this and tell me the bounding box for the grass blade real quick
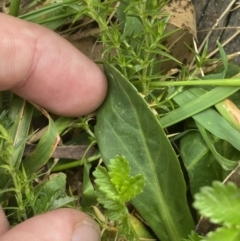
[173,90,240,153]
[23,108,60,174]
[8,96,33,168]
[160,87,240,128]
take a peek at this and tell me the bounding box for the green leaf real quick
[173,89,240,153]
[108,156,145,202]
[182,230,203,241]
[180,131,223,196]
[96,192,126,220]
[95,63,194,241]
[204,227,240,241]
[52,196,76,209]
[81,162,97,208]
[23,111,60,174]
[93,155,145,205]
[196,122,238,170]
[194,181,240,226]
[20,0,78,29]
[160,87,240,128]
[93,165,120,201]
[108,156,131,190]
[8,96,33,168]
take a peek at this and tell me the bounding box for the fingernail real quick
[71,218,101,241]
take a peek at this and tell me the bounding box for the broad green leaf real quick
[95,63,194,241]
[204,227,240,241]
[194,181,240,226]
[180,131,223,196]
[33,172,75,214]
[40,172,66,193]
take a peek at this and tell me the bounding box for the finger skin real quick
[0,13,107,116]
[0,207,10,236]
[1,209,96,241]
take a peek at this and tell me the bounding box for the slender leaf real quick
[173,89,240,152]
[81,162,97,208]
[23,110,59,174]
[8,96,33,168]
[95,63,194,241]
[160,87,240,128]
[180,131,223,196]
[196,123,238,170]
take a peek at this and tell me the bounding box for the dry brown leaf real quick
[160,0,197,72]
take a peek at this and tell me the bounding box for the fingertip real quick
[1,209,100,241]
[0,13,107,116]
[0,206,10,236]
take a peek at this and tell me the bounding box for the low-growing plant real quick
[1,0,240,241]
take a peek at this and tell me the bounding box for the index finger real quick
[0,13,107,116]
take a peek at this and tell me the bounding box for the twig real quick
[24,144,96,159]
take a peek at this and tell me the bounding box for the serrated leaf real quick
[93,166,120,200]
[96,193,126,220]
[204,227,240,241]
[108,156,145,202]
[194,181,240,226]
[182,231,203,241]
[108,156,131,190]
[120,175,145,203]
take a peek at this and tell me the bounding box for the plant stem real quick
[150,79,240,87]
[9,0,20,16]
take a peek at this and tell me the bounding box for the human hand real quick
[0,13,107,241]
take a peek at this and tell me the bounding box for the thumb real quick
[1,208,100,241]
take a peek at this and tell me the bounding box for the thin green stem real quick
[150,79,240,88]
[51,154,101,172]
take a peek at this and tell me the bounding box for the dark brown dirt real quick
[192,0,240,64]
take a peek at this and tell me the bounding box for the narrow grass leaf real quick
[180,131,223,196]
[173,90,240,152]
[8,96,33,168]
[95,63,194,241]
[81,162,97,208]
[196,123,238,170]
[20,0,77,29]
[23,110,59,174]
[160,87,240,128]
